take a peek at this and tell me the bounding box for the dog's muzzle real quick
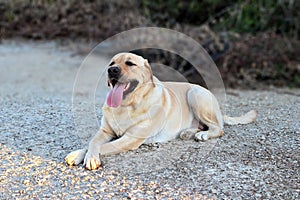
[108,66,121,87]
[108,66,120,79]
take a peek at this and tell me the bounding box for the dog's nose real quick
[108,66,120,76]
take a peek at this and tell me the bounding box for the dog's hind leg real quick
[187,87,224,141]
[179,128,199,140]
[195,124,224,141]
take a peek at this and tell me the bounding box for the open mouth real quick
[108,79,138,95]
[106,79,139,107]
[109,78,118,88]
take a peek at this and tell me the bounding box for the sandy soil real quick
[0,40,299,199]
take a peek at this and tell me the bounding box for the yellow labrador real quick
[65,53,257,170]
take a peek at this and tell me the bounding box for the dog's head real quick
[106,53,154,108]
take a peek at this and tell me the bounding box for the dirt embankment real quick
[1,0,299,88]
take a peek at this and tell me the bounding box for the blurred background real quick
[0,0,299,89]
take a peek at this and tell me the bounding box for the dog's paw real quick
[179,129,198,140]
[84,151,101,170]
[195,132,208,142]
[65,149,87,166]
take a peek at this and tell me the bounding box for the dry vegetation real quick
[0,0,299,88]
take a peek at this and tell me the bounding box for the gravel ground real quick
[0,40,299,199]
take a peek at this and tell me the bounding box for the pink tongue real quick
[106,83,126,108]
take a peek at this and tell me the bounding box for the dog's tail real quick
[223,110,258,125]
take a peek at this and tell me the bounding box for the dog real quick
[65,52,257,170]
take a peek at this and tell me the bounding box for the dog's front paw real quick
[84,151,101,170]
[65,149,87,166]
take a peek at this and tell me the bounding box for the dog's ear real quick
[144,59,155,87]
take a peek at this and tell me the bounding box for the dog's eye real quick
[109,61,115,66]
[125,61,136,66]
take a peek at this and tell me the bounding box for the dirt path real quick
[0,40,299,199]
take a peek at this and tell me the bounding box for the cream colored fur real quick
[65,53,257,170]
